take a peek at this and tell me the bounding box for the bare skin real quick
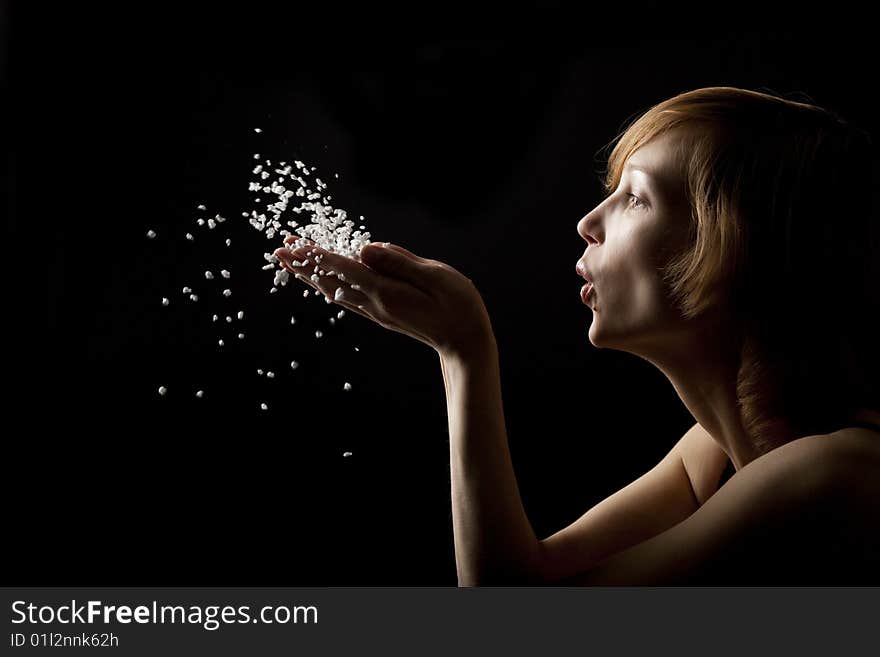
[272,131,880,584]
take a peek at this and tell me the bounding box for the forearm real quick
[440,337,544,586]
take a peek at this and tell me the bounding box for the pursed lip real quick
[575,260,593,284]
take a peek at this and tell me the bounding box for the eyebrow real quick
[623,162,657,177]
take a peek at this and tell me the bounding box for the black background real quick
[6,3,876,584]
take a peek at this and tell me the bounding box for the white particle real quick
[237,310,244,320]
[324,295,332,304]
[354,347,359,352]
[226,316,232,323]
[196,390,204,398]
[334,287,345,301]
[254,128,262,133]
[182,286,192,294]
[290,360,299,370]
[197,218,205,226]
[238,333,245,339]
[334,173,339,179]
[290,315,296,325]
[329,318,336,326]
[337,310,345,319]
[313,289,321,296]
[212,314,218,322]
[186,233,194,241]
[225,238,231,247]
[261,403,268,410]
[253,153,260,159]
[207,218,216,229]
[197,204,206,210]
[205,271,214,280]
[262,263,275,270]
[257,369,263,375]
[343,382,352,391]
[223,289,231,297]
[343,451,352,457]
[221,270,231,279]
[190,294,199,302]
[315,330,323,338]
[269,287,278,294]
[146,229,156,239]
[266,371,275,378]
[218,339,224,347]
[303,290,309,298]
[351,284,361,291]
[162,297,169,306]
[158,386,167,396]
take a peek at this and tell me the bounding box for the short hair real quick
[599,86,878,451]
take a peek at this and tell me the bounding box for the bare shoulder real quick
[560,426,879,584]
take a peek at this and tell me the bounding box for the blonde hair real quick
[599,86,878,451]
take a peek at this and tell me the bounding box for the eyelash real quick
[626,193,647,210]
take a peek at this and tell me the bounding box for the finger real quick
[384,242,429,262]
[358,242,438,291]
[287,245,385,292]
[283,234,316,247]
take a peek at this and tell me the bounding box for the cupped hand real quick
[273,236,493,358]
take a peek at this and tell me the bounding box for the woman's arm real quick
[440,338,545,586]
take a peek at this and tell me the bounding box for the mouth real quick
[580,282,594,305]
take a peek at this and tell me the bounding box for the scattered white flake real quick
[197,218,205,226]
[343,382,352,391]
[269,287,278,294]
[158,386,167,396]
[146,229,156,239]
[337,310,345,319]
[303,290,309,297]
[226,316,232,323]
[196,390,204,398]
[182,286,192,294]
[262,263,275,270]
[257,369,263,375]
[238,333,245,339]
[351,283,361,291]
[189,294,199,302]
[329,318,336,326]
[253,153,260,159]
[162,297,169,306]
[334,287,345,301]
[354,347,360,352]
[335,173,339,179]
[225,238,231,246]
[207,218,216,229]
[314,289,322,296]
[205,271,214,280]
[221,270,231,279]
[212,314,218,322]
[266,371,275,378]
[218,339,224,346]
[254,128,262,133]
[223,289,232,297]
[290,360,299,370]
[237,310,244,320]
[197,204,206,210]
[290,316,296,324]
[186,233,194,241]
[261,402,268,410]
[315,330,323,338]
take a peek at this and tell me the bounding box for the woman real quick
[274,86,880,585]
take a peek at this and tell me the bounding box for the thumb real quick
[361,243,429,282]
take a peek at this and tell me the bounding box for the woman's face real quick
[576,131,694,353]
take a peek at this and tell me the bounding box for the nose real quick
[577,210,600,245]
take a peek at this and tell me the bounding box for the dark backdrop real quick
[6,3,875,584]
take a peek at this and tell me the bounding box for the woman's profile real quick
[274,86,880,585]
